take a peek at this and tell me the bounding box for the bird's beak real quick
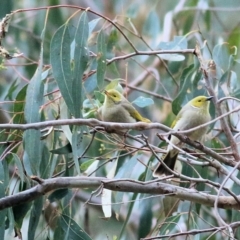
[206,96,213,101]
[104,90,109,96]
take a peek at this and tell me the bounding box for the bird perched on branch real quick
[153,95,213,177]
[101,89,151,123]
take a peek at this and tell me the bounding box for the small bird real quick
[153,95,213,177]
[101,89,151,123]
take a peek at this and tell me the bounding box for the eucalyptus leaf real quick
[97,30,107,89]
[28,197,43,240]
[80,159,95,172]
[50,24,74,115]
[0,162,6,227]
[132,96,154,108]
[212,43,230,72]
[11,153,24,185]
[158,36,187,61]
[50,142,72,154]
[72,11,89,118]
[158,214,181,235]
[105,79,123,93]
[59,214,92,240]
[48,189,69,202]
[88,17,101,34]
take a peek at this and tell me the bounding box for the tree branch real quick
[0,176,240,211]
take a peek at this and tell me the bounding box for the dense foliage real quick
[0,1,240,240]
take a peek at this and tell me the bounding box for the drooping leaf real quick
[23,53,44,176]
[72,126,83,175]
[11,153,25,185]
[97,30,107,89]
[80,159,96,172]
[88,17,101,34]
[13,84,27,124]
[50,24,74,115]
[138,199,153,239]
[113,154,138,217]
[23,129,43,176]
[107,29,118,58]
[28,197,43,240]
[212,43,230,73]
[172,64,195,115]
[72,11,89,118]
[157,214,181,236]
[50,142,72,154]
[0,161,6,227]
[59,214,92,240]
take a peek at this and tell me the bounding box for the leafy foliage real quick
[0,1,240,240]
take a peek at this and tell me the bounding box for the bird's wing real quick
[122,102,151,122]
[122,102,143,121]
[171,109,183,129]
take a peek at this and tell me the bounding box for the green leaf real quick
[48,189,69,203]
[158,36,187,61]
[119,192,138,240]
[28,197,43,240]
[4,78,18,101]
[212,43,230,73]
[39,144,51,178]
[24,65,44,123]
[105,79,123,93]
[143,10,160,39]
[172,64,195,115]
[24,23,45,176]
[59,214,92,240]
[158,214,181,235]
[50,24,74,115]
[72,11,89,118]
[72,126,83,175]
[13,184,32,229]
[132,96,154,108]
[0,223,4,240]
[13,85,27,124]
[97,30,107,89]
[138,199,153,238]
[50,142,72,154]
[11,153,25,185]
[228,25,240,50]
[113,154,138,217]
[88,17,101,34]
[80,159,95,172]
[51,12,89,118]
[6,208,14,236]
[126,2,139,18]
[23,130,43,176]
[94,91,105,103]
[0,162,6,227]
[107,29,118,58]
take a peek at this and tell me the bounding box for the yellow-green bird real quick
[101,89,151,123]
[153,95,213,177]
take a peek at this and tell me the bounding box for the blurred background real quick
[1,1,240,240]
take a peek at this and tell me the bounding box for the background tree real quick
[0,1,240,239]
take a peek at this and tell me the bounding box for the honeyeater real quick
[153,95,213,177]
[101,89,151,123]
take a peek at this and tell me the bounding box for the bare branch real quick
[1,176,240,211]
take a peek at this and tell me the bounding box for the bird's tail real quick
[153,150,179,177]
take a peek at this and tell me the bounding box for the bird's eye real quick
[198,100,201,102]
[113,94,116,97]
